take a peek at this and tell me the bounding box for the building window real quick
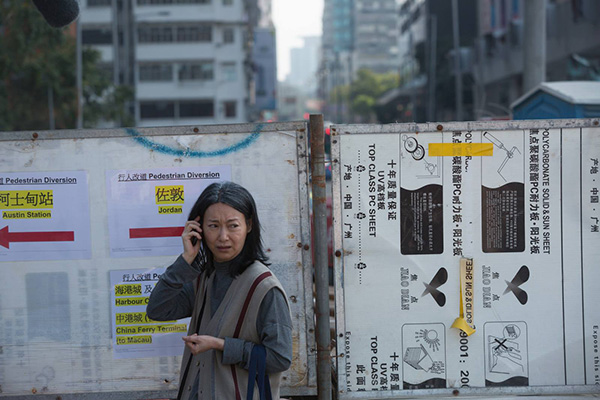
[139,63,173,81]
[223,0,233,5]
[87,0,112,6]
[223,101,236,117]
[223,28,234,44]
[179,100,214,117]
[221,62,236,81]
[140,101,175,118]
[178,62,214,81]
[138,25,173,43]
[82,27,113,45]
[176,25,212,42]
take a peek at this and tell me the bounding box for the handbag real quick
[246,344,272,400]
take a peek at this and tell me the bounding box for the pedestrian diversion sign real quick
[331,120,600,398]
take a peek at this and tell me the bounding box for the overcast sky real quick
[272,0,323,82]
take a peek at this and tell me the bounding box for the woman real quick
[147,181,293,400]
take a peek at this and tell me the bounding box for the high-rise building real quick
[473,0,600,120]
[379,0,600,123]
[318,0,398,122]
[353,0,398,74]
[80,0,268,127]
[253,27,278,119]
[377,0,478,123]
[287,36,321,97]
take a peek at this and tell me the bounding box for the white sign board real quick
[0,122,316,398]
[332,120,600,398]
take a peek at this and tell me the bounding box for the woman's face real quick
[202,202,251,263]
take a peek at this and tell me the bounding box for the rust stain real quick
[289,332,308,385]
[288,233,295,239]
[174,158,183,163]
[286,159,295,166]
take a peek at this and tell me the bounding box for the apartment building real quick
[80,0,264,127]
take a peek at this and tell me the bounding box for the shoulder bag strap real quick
[246,344,272,400]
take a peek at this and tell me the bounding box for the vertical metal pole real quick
[76,19,83,129]
[310,114,332,400]
[133,16,140,126]
[409,31,417,122]
[427,14,437,122]
[335,52,340,123]
[523,0,546,93]
[451,0,463,121]
[111,0,119,87]
[47,84,55,130]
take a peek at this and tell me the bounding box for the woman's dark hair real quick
[188,181,269,276]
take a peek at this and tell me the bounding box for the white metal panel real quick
[0,122,316,398]
[331,118,600,399]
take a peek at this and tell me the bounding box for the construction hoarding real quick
[331,119,600,398]
[0,122,316,398]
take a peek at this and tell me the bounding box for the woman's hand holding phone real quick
[182,217,202,265]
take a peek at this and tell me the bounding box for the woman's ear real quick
[246,218,252,233]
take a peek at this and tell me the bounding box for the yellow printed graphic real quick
[2,210,51,219]
[115,311,174,325]
[115,296,149,307]
[0,190,53,209]
[158,205,183,214]
[116,323,187,335]
[155,185,184,204]
[115,283,142,297]
[116,335,153,345]
[428,143,493,157]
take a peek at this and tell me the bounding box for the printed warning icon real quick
[503,265,529,305]
[422,268,447,307]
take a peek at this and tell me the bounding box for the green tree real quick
[0,1,132,131]
[349,69,399,122]
[81,49,134,128]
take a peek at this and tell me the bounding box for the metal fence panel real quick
[0,122,316,398]
[331,119,600,399]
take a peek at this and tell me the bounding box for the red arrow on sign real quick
[0,225,75,249]
[129,226,184,239]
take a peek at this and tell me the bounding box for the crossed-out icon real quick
[503,265,529,305]
[422,268,448,307]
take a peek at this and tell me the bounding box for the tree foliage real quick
[329,68,399,122]
[0,1,132,131]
